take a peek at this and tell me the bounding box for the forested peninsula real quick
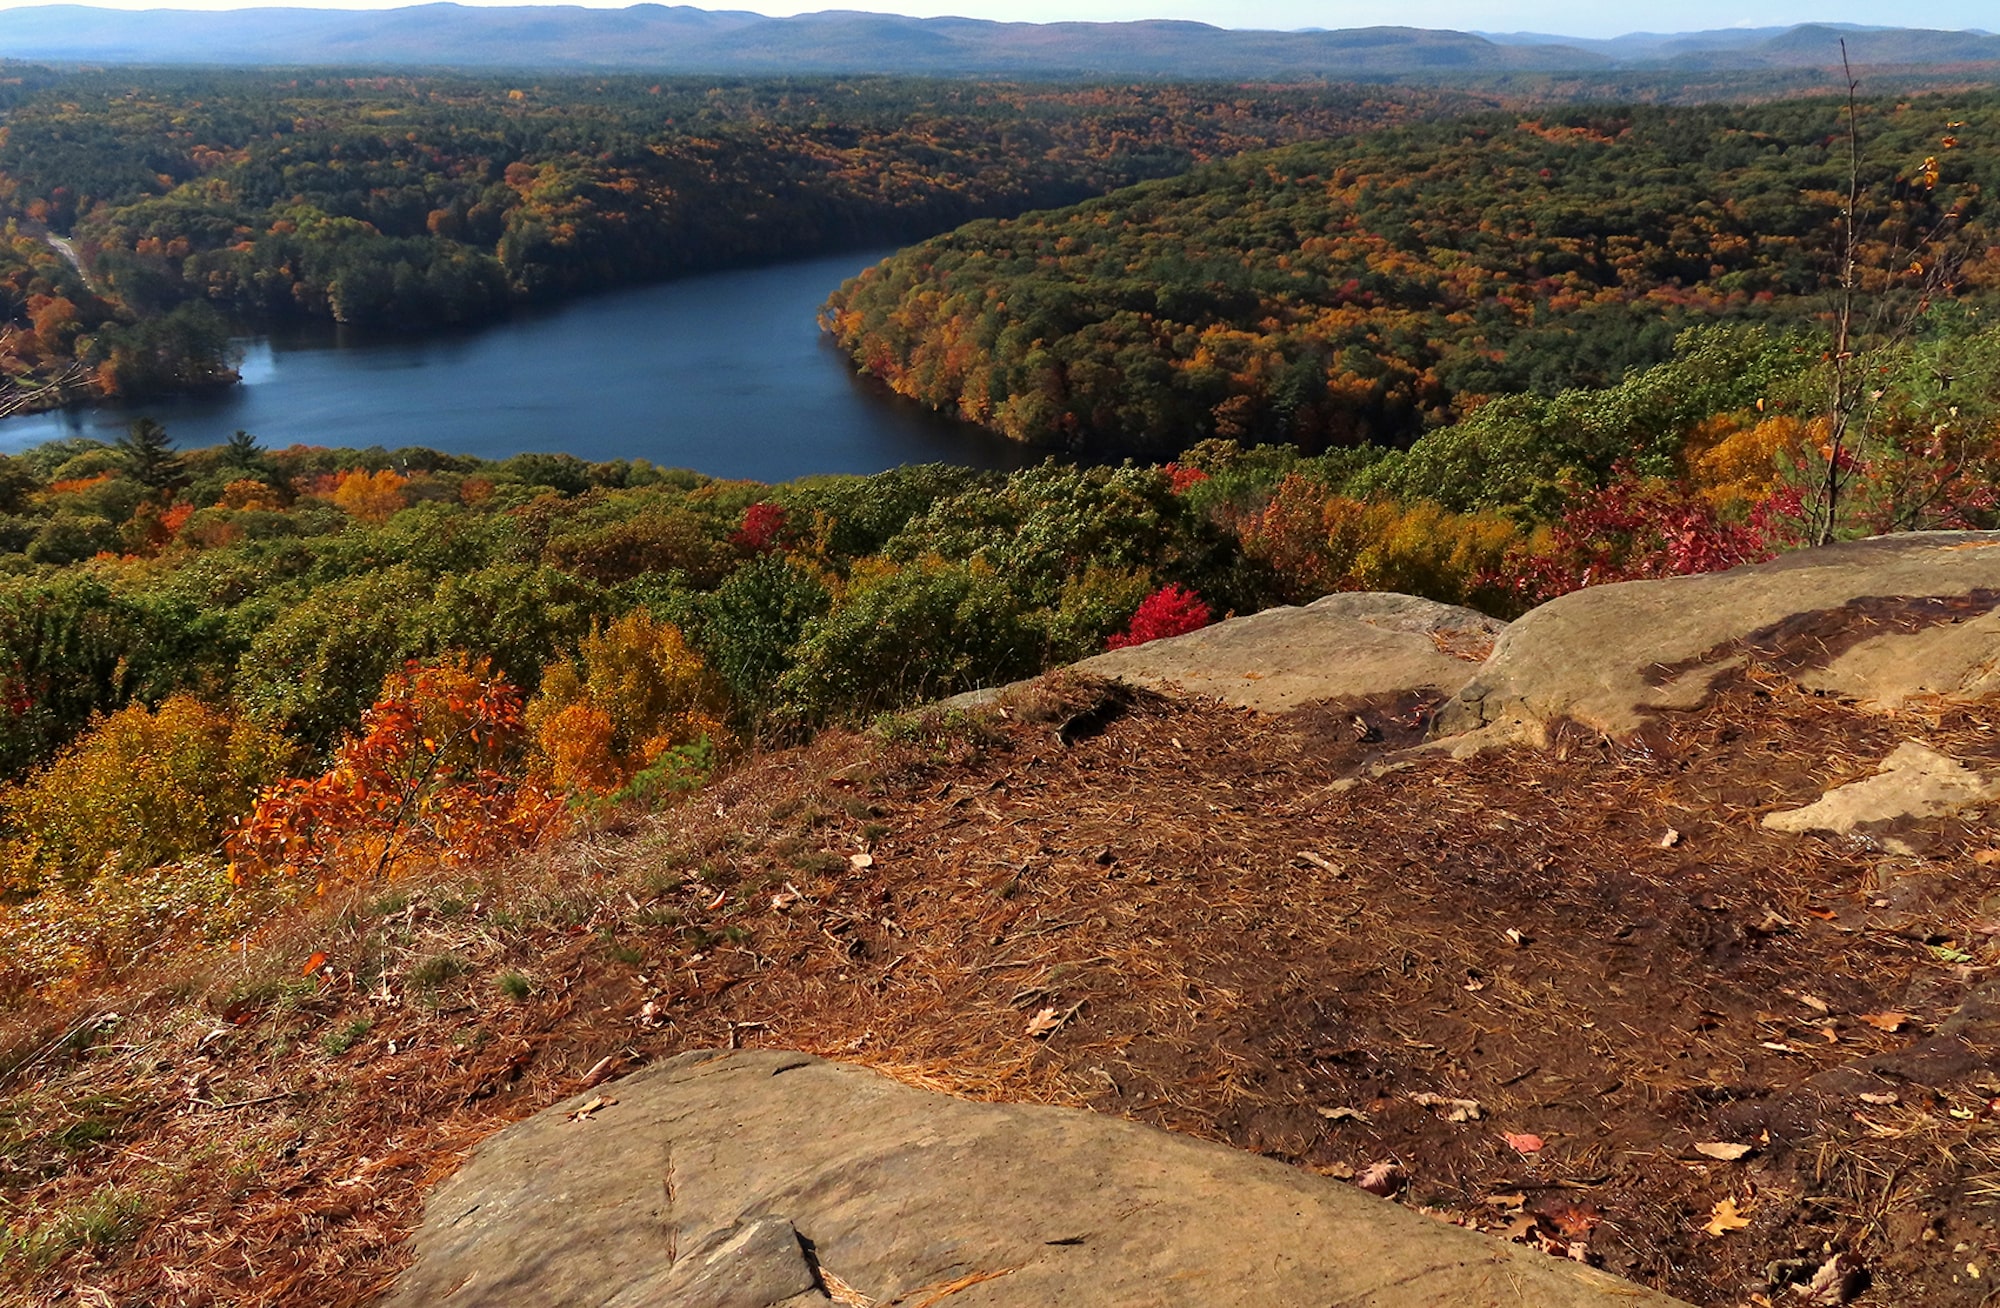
[0,68,1482,417]
[823,94,1996,455]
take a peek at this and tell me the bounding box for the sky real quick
[9,0,1993,40]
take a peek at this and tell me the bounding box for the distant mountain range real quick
[0,5,1996,77]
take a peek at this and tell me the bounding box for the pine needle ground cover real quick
[2,668,1997,1306]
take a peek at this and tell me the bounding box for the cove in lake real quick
[0,249,1039,481]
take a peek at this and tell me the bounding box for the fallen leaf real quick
[1538,1198,1604,1238]
[578,1055,617,1089]
[1659,828,1682,848]
[1355,1160,1406,1196]
[1501,1213,1541,1241]
[1317,1105,1369,1123]
[1502,1131,1544,1155]
[849,853,874,869]
[1788,991,1830,1014]
[1409,1091,1483,1122]
[1931,943,1974,964]
[301,951,328,977]
[1484,1191,1526,1210]
[1857,1090,1899,1106]
[1795,1251,1867,1304]
[1694,1142,1754,1161]
[1760,1041,1800,1054]
[1859,1012,1910,1032]
[1703,1196,1751,1237]
[1950,1107,1976,1120]
[1975,848,2000,868]
[703,890,728,911]
[1024,1006,1063,1038]
[1503,928,1530,948]
[567,1094,617,1122]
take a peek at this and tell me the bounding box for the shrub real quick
[229,655,565,889]
[777,559,1040,722]
[0,695,295,895]
[526,611,731,797]
[1107,584,1211,650]
[698,554,832,712]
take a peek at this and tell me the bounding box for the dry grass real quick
[3,671,2000,1306]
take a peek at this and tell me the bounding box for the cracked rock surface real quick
[383,1048,1688,1308]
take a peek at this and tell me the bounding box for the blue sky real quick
[21,0,1995,40]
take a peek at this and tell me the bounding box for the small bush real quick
[1107,584,1211,650]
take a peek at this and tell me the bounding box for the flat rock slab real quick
[1763,740,2000,837]
[1439,533,2000,740]
[948,592,1502,715]
[384,1049,1687,1308]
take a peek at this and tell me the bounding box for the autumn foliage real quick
[228,657,565,889]
[1107,584,1212,650]
[527,611,730,797]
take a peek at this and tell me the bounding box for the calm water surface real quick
[0,249,1036,480]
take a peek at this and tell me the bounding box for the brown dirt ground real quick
[5,666,2000,1307]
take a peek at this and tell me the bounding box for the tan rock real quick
[1763,741,2000,836]
[946,592,1502,715]
[1438,533,2000,740]
[383,1049,1690,1308]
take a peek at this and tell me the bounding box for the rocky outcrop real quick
[383,1049,1691,1308]
[1438,533,2000,740]
[950,592,1504,715]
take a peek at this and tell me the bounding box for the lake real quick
[0,249,1038,481]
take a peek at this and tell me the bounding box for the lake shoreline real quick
[0,250,1038,480]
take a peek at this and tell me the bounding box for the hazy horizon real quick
[0,0,1990,43]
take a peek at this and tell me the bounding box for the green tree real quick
[115,418,187,493]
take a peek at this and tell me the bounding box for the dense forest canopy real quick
[824,93,1996,455]
[0,67,1490,416]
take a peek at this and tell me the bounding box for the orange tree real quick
[228,655,565,889]
[525,610,731,799]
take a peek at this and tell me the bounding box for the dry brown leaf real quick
[1317,1105,1369,1122]
[1857,1090,1899,1106]
[1694,1141,1754,1161]
[1356,1160,1406,1196]
[1409,1091,1483,1122]
[578,1055,617,1089]
[1860,1012,1910,1032]
[1703,1196,1751,1236]
[1501,1131,1545,1155]
[1795,1252,1866,1305]
[1974,848,2000,868]
[567,1094,617,1122]
[1023,1007,1063,1038]
[1540,1198,1604,1238]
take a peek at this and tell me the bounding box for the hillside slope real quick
[6,541,2000,1307]
[823,95,1997,455]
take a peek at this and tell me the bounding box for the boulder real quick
[948,592,1503,715]
[383,1049,1690,1308]
[1438,533,2000,740]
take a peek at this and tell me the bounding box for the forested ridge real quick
[0,68,1485,416]
[0,69,1996,1036]
[824,93,1997,454]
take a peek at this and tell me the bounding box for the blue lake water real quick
[0,249,1037,480]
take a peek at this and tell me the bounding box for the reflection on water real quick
[0,250,1038,481]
